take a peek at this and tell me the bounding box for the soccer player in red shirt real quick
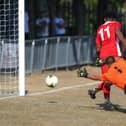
[88,11,126,105]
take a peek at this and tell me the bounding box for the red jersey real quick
[96,21,122,59]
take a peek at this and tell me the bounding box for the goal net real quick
[0,0,25,96]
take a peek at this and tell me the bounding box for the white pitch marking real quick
[0,81,100,100]
[29,81,100,96]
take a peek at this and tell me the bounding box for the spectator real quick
[25,10,30,40]
[53,12,66,36]
[35,11,50,38]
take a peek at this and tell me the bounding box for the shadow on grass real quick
[78,103,126,114]
[96,103,126,113]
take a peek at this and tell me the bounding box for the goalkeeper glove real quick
[95,58,103,66]
[77,68,88,77]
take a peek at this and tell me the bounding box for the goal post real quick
[18,0,25,96]
[0,0,25,96]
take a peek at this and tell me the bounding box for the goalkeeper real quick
[78,56,126,104]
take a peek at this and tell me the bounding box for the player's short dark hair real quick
[103,11,117,19]
[104,56,116,65]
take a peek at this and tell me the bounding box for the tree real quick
[97,0,125,27]
[72,0,86,35]
[97,0,110,27]
[47,0,57,36]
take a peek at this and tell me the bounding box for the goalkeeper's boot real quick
[88,89,96,99]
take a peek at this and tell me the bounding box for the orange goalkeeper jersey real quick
[101,58,126,89]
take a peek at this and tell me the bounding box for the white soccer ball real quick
[45,75,58,87]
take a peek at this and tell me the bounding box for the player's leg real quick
[88,83,103,99]
[99,65,114,109]
[101,64,112,102]
[103,82,111,102]
[88,64,108,99]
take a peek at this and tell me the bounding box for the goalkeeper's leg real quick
[88,83,103,99]
[88,63,109,99]
[88,81,111,100]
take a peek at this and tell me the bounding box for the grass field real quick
[0,66,126,126]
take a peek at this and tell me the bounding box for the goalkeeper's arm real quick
[77,68,101,81]
[86,74,101,81]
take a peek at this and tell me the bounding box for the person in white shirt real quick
[25,11,29,39]
[35,12,50,38]
[53,12,66,36]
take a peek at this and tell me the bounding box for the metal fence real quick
[25,36,96,73]
[1,36,126,74]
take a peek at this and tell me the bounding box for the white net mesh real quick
[0,0,19,96]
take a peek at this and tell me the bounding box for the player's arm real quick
[87,74,101,81]
[96,44,101,59]
[95,31,101,57]
[96,44,101,54]
[77,68,101,81]
[115,26,126,47]
[95,34,102,66]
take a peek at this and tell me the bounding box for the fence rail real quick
[25,36,96,73]
[0,36,97,74]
